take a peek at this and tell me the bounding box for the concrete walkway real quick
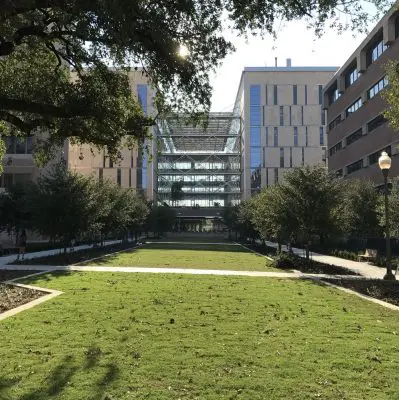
[265,241,387,279]
[0,264,304,277]
[0,240,122,267]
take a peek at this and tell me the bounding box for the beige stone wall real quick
[238,68,337,199]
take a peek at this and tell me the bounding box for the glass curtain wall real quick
[156,113,241,207]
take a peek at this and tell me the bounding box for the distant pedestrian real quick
[17,230,27,261]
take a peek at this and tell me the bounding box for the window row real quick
[157,162,239,170]
[253,126,324,148]
[346,98,363,117]
[345,145,392,175]
[367,76,388,99]
[0,173,31,188]
[252,84,323,106]
[4,136,33,154]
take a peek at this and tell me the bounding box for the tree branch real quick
[0,96,88,118]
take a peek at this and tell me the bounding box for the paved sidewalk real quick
[0,240,122,267]
[265,241,386,279]
[0,264,302,277]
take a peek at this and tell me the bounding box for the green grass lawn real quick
[83,242,275,271]
[1,272,399,399]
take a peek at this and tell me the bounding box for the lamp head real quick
[379,151,391,171]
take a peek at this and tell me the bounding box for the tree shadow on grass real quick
[0,351,121,400]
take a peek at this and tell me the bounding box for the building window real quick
[366,36,386,67]
[368,146,391,166]
[4,136,33,154]
[251,168,261,192]
[265,85,268,105]
[301,106,304,125]
[289,106,292,126]
[262,147,266,167]
[318,85,323,105]
[280,147,284,168]
[294,127,298,147]
[305,127,308,147]
[290,147,293,168]
[396,15,399,39]
[346,98,362,117]
[329,88,341,105]
[345,66,359,88]
[321,110,325,125]
[336,169,343,177]
[319,127,324,146]
[367,76,388,99]
[265,127,268,147]
[367,114,387,133]
[280,106,284,126]
[250,147,261,168]
[129,169,132,187]
[346,159,364,175]
[274,168,279,185]
[293,85,297,105]
[274,127,278,147]
[137,84,148,113]
[117,168,121,186]
[301,148,305,166]
[304,85,308,105]
[109,159,114,168]
[329,141,342,157]
[273,85,278,105]
[346,128,363,146]
[329,115,342,131]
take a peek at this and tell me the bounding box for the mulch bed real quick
[323,278,399,307]
[245,243,359,276]
[0,283,45,314]
[11,242,138,266]
[0,270,39,282]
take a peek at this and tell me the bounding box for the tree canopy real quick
[0,0,393,164]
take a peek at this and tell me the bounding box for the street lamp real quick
[378,151,395,280]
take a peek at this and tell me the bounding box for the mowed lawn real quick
[1,272,399,399]
[84,241,275,271]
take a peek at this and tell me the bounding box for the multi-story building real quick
[324,6,399,185]
[234,62,338,199]
[1,70,155,199]
[154,113,241,230]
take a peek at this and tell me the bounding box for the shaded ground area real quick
[83,242,275,271]
[324,278,399,307]
[0,272,398,399]
[0,270,39,282]
[0,283,45,314]
[10,242,136,266]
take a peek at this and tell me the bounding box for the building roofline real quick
[232,65,339,114]
[243,66,339,72]
[324,3,399,93]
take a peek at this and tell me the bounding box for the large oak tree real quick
[0,0,393,163]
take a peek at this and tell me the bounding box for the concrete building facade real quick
[234,63,338,199]
[1,70,155,199]
[324,5,399,185]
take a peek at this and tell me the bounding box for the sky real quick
[209,21,367,111]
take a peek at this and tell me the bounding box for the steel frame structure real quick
[155,113,242,207]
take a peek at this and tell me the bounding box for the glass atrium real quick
[155,113,242,208]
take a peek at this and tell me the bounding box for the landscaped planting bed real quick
[324,278,399,307]
[0,283,45,314]
[0,272,398,399]
[0,270,39,282]
[246,243,360,275]
[11,241,136,266]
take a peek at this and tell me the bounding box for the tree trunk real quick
[277,242,282,255]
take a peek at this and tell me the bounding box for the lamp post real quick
[378,151,396,281]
